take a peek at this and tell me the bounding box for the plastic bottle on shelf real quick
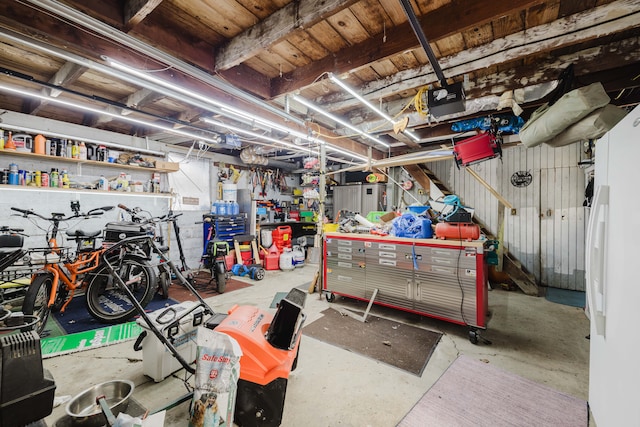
[41,171,49,188]
[99,175,109,191]
[50,168,59,188]
[211,202,218,215]
[34,170,41,187]
[61,170,70,188]
[71,141,79,159]
[0,129,4,150]
[231,200,239,215]
[4,131,16,151]
[78,141,87,160]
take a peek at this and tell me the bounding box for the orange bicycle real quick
[12,202,156,335]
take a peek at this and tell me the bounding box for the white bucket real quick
[222,182,238,202]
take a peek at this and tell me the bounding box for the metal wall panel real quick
[429,143,586,290]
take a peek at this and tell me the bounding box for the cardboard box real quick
[155,160,180,172]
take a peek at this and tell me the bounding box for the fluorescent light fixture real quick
[204,117,368,163]
[203,117,305,151]
[0,83,222,146]
[106,58,326,146]
[328,73,421,142]
[219,106,312,142]
[292,95,390,149]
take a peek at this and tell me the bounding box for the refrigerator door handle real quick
[586,184,609,337]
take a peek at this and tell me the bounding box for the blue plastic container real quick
[217,201,227,216]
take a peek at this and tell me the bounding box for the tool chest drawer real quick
[202,214,247,250]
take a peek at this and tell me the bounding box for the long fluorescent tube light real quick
[203,118,306,151]
[219,106,312,142]
[107,57,321,145]
[204,117,368,163]
[328,73,421,143]
[292,95,390,149]
[0,83,222,146]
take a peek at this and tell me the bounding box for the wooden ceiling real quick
[0,0,639,165]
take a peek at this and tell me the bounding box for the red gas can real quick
[435,222,481,241]
[260,249,280,271]
[271,226,292,252]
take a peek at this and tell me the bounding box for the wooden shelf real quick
[0,183,172,197]
[0,150,177,173]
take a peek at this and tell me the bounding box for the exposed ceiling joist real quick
[215,0,358,71]
[271,0,546,97]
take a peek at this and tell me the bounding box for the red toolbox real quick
[271,226,292,252]
[452,132,501,167]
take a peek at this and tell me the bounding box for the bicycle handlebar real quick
[118,204,182,224]
[11,206,112,222]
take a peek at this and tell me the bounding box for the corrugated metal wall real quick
[428,143,587,290]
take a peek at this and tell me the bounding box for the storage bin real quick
[241,250,253,265]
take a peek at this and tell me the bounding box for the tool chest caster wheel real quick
[325,292,335,302]
[469,330,479,344]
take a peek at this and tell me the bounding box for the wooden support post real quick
[465,167,514,210]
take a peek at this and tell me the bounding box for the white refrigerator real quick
[586,104,640,426]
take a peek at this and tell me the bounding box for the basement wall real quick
[428,142,588,291]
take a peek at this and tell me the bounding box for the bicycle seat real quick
[65,229,102,239]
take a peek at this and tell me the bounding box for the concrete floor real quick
[41,265,591,426]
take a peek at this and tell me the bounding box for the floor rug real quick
[51,293,178,336]
[169,272,252,302]
[270,291,289,308]
[397,355,588,427]
[545,287,585,308]
[40,321,144,358]
[303,308,442,376]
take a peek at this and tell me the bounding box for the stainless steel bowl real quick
[65,380,134,427]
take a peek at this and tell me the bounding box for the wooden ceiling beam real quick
[124,0,163,30]
[271,0,545,97]
[28,61,88,115]
[89,88,164,126]
[214,0,358,71]
[319,2,640,112]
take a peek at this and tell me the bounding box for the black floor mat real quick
[303,308,442,376]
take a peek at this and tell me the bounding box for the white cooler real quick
[136,301,205,382]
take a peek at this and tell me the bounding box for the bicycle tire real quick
[85,256,156,324]
[215,270,226,294]
[157,265,171,300]
[22,274,53,336]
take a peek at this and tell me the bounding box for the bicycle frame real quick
[37,246,105,310]
[12,205,113,313]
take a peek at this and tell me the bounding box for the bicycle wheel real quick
[215,269,226,294]
[85,256,156,324]
[157,265,171,300]
[22,274,53,336]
